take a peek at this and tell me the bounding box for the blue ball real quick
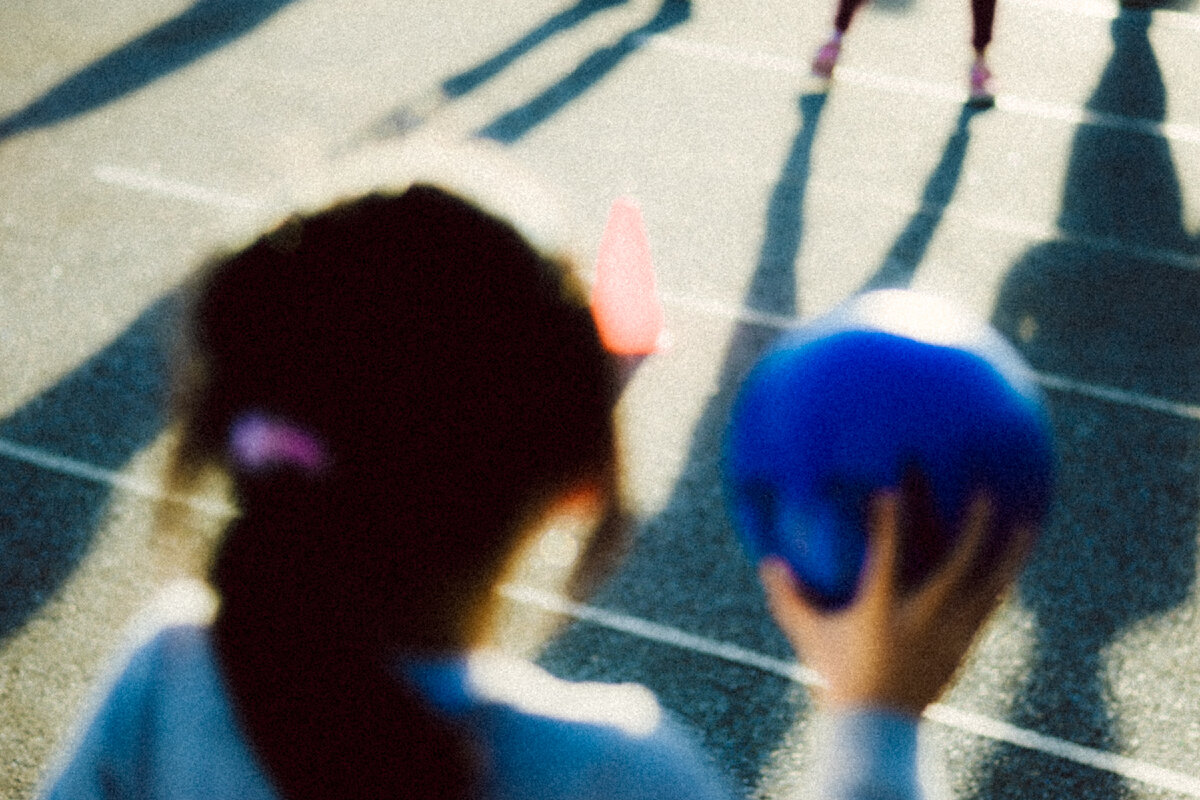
[722,290,1055,610]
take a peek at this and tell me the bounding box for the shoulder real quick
[81,623,222,738]
[465,651,663,738]
[63,580,223,728]
[39,623,278,800]
[429,652,733,800]
[48,624,213,764]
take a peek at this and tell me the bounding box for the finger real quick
[759,558,835,663]
[938,522,1035,639]
[858,490,902,610]
[914,492,995,613]
[759,558,822,633]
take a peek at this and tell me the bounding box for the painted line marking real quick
[926,704,1200,798]
[3,422,1197,794]
[92,165,264,212]
[86,167,1200,418]
[658,290,796,329]
[0,429,1195,789]
[501,583,823,685]
[1036,372,1200,421]
[94,158,1200,294]
[639,34,1200,148]
[994,92,1200,149]
[0,437,233,517]
[1009,0,1200,32]
[6,413,1198,792]
[503,584,1200,798]
[796,173,1200,274]
[656,291,1200,422]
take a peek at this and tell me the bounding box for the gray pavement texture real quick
[2,0,1200,798]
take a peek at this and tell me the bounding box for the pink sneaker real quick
[969,62,995,107]
[811,37,842,79]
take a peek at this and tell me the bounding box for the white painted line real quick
[994,93,1200,149]
[92,166,264,212]
[1010,0,1121,20]
[85,164,1200,419]
[931,206,1200,275]
[1036,372,1200,421]
[803,176,1200,274]
[1009,0,1200,33]
[657,292,1200,423]
[636,34,814,81]
[6,420,1197,790]
[504,583,1200,798]
[833,64,975,106]
[0,397,1192,785]
[926,704,1200,797]
[639,34,1200,148]
[659,289,797,330]
[0,437,233,517]
[501,583,823,685]
[54,166,1200,424]
[4,434,1196,792]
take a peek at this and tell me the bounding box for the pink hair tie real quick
[229,412,329,477]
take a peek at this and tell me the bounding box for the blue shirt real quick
[38,625,730,800]
[38,622,926,800]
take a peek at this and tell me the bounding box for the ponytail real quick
[212,498,477,800]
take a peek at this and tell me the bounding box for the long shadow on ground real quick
[538,93,827,796]
[0,294,177,639]
[443,0,630,100]
[859,103,986,291]
[358,0,688,146]
[972,10,1200,799]
[359,0,630,141]
[0,0,299,141]
[477,0,689,144]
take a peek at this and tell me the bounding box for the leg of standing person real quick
[968,0,997,105]
[812,0,868,78]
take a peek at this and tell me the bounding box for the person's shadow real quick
[859,103,986,291]
[0,295,177,639]
[537,92,827,795]
[1122,0,1195,9]
[358,0,690,145]
[443,0,630,101]
[537,90,986,794]
[477,0,689,144]
[975,10,1200,798]
[0,0,299,141]
[360,0,631,140]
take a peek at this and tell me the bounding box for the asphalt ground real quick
[1,0,1199,798]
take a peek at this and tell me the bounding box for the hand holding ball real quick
[723,290,1054,610]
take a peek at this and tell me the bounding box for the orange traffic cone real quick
[590,196,666,356]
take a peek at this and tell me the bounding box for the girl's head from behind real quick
[168,162,623,799]
[176,180,620,647]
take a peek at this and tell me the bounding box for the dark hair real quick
[167,184,622,800]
